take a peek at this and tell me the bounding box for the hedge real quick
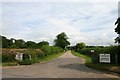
[78,46,120,64]
[2,46,64,65]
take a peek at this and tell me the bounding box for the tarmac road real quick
[2,51,119,78]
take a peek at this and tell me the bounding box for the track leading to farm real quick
[2,51,119,78]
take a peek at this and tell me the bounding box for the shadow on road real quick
[58,63,101,74]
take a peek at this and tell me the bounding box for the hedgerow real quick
[2,46,64,65]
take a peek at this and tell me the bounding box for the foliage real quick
[2,47,64,66]
[2,62,18,66]
[80,46,119,55]
[75,42,86,52]
[1,36,13,48]
[11,39,26,48]
[40,51,65,61]
[41,45,64,56]
[1,35,50,49]
[19,49,43,65]
[71,51,120,74]
[37,41,49,48]
[25,41,37,49]
[2,53,16,62]
[54,32,70,49]
[115,17,120,34]
[115,17,120,44]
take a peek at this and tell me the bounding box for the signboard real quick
[15,53,23,61]
[100,54,110,63]
[91,50,94,53]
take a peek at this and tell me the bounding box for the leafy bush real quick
[2,62,18,66]
[80,46,119,55]
[41,45,64,56]
[79,46,120,64]
[19,49,43,65]
[19,59,32,65]
[2,46,64,65]
[2,53,16,62]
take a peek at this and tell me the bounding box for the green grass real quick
[0,63,2,66]
[2,62,18,66]
[71,51,91,64]
[71,51,120,74]
[40,51,65,62]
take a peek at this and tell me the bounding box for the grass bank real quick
[40,51,65,62]
[2,51,65,67]
[71,51,120,74]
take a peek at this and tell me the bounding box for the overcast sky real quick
[1,0,119,46]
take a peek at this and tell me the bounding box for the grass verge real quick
[71,51,120,74]
[39,51,65,62]
[2,62,18,66]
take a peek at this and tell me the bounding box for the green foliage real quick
[11,39,26,48]
[1,35,50,49]
[80,46,119,55]
[25,41,37,49]
[37,41,49,48]
[1,36,13,48]
[2,46,64,66]
[115,17,120,34]
[75,42,86,52]
[54,32,70,49]
[71,51,120,74]
[19,49,43,65]
[2,62,18,66]
[18,46,64,65]
[2,53,16,62]
[76,46,120,64]
[115,17,120,44]
[19,59,32,65]
[41,45,64,56]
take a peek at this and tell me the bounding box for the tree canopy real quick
[37,41,49,48]
[75,42,86,51]
[1,35,49,48]
[54,32,70,49]
[115,17,120,44]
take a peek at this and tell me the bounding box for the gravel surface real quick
[2,51,120,78]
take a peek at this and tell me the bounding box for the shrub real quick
[2,53,16,62]
[19,49,44,65]
[79,46,120,64]
[2,46,64,65]
[41,45,64,56]
[18,59,32,65]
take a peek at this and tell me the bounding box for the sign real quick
[15,53,23,61]
[100,54,110,63]
[91,50,94,53]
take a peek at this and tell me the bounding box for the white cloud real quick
[1,2,118,46]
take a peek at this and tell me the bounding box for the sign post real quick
[99,54,110,63]
[91,50,94,53]
[15,53,23,61]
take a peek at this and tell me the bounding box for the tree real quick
[115,17,120,44]
[37,41,49,48]
[1,35,13,48]
[12,39,26,48]
[25,41,37,48]
[75,42,86,52]
[54,32,70,49]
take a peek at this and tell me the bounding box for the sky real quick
[1,0,119,46]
